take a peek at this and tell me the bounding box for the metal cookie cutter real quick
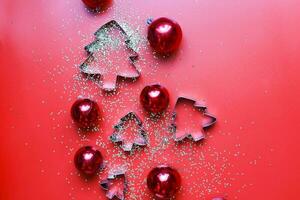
[170,97,217,142]
[110,112,148,152]
[100,169,127,200]
[79,20,140,91]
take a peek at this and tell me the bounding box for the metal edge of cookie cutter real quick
[79,20,140,91]
[100,169,128,200]
[169,96,217,142]
[110,112,148,152]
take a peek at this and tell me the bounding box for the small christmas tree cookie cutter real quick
[79,20,140,91]
[110,112,148,152]
[100,168,127,200]
[170,97,217,142]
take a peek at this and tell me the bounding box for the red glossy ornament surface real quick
[81,0,111,10]
[148,17,182,54]
[74,146,103,175]
[140,84,170,114]
[147,165,181,199]
[71,98,100,129]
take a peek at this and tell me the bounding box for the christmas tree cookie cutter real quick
[79,20,140,91]
[100,168,127,200]
[170,97,217,142]
[110,112,148,152]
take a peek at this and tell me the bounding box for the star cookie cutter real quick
[110,112,148,152]
[170,97,217,142]
[79,20,140,91]
[100,168,127,200]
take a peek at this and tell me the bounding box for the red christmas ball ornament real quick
[71,98,100,129]
[74,146,103,175]
[148,17,182,55]
[81,0,111,10]
[147,165,181,199]
[140,84,170,114]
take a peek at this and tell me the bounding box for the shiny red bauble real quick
[74,146,103,175]
[81,0,111,10]
[140,84,170,114]
[71,98,100,129]
[147,165,181,199]
[148,17,182,55]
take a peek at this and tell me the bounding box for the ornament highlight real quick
[71,98,100,129]
[74,146,103,175]
[140,84,170,114]
[147,165,181,199]
[148,17,182,55]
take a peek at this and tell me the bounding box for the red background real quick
[1,0,300,199]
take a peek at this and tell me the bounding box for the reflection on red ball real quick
[81,0,111,10]
[147,165,181,199]
[148,17,182,55]
[71,98,100,129]
[140,84,170,114]
[74,146,103,175]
